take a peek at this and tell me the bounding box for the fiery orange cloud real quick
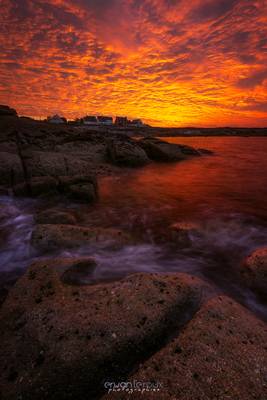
[0,0,267,126]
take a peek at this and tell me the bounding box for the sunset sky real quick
[1,0,267,127]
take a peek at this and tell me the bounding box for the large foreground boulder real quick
[104,296,267,400]
[240,247,267,299]
[107,138,150,167]
[139,137,201,162]
[31,224,132,252]
[0,263,207,400]
[60,257,97,285]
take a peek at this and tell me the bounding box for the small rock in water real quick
[138,137,203,162]
[31,224,133,252]
[240,246,267,299]
[156,221,199,247]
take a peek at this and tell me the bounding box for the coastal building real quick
[82,116,98,125]
[115,116,128,127]
[97,116,113,125]
[47,114,66,124]
[130,119,144,127]
[115,117,145,127]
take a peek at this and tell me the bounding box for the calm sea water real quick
[0,137,267,317]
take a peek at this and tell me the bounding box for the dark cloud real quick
[236,69,267,89]
[246,101,267,112]
[85,66,113,75]
[189,0,238,22]
[238,54,257,64]
[165,0,182,6]
[39,2,83,28]
[6,0,33,21]
[5,0,83,29]
[1,61,20,69]
[73,0,117,13]
[236,99,267,112]
[60,71,77,78]
[56,31,88,54]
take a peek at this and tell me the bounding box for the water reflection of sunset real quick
[1,0,267,126]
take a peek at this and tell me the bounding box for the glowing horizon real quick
[1,0,267,127]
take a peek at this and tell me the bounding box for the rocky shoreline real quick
[0,258,266,399]
[0,111,212,200]
[0,108,267,399]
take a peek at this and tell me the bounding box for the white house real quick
[130,119,144,127]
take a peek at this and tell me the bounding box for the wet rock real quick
[30,177,58,197]
[31,224,132,252]
[139,137,200,162]
[197,147,214,155]
[0,263,207,400]
[107,138,150,167]
[61,258,97,285]
[0,186,9,196]
[35,209,77,225]
[104,296,267,400]
[13,174,98,203]
[21,151,67,177]
[24,151,94,178]
[179,144,201,156]
[240,247,267,299]
[154,222,199,248]
[0,141,18,153]
[13,177,58,197]
[67,183,96,202]
[58,175,98,203]
[54,141,107,163]
[168,222,199,247]
[0,152,24,186]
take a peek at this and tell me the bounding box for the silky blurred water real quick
[0,137,267,317]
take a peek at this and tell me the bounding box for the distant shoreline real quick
[1,113,267,137]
